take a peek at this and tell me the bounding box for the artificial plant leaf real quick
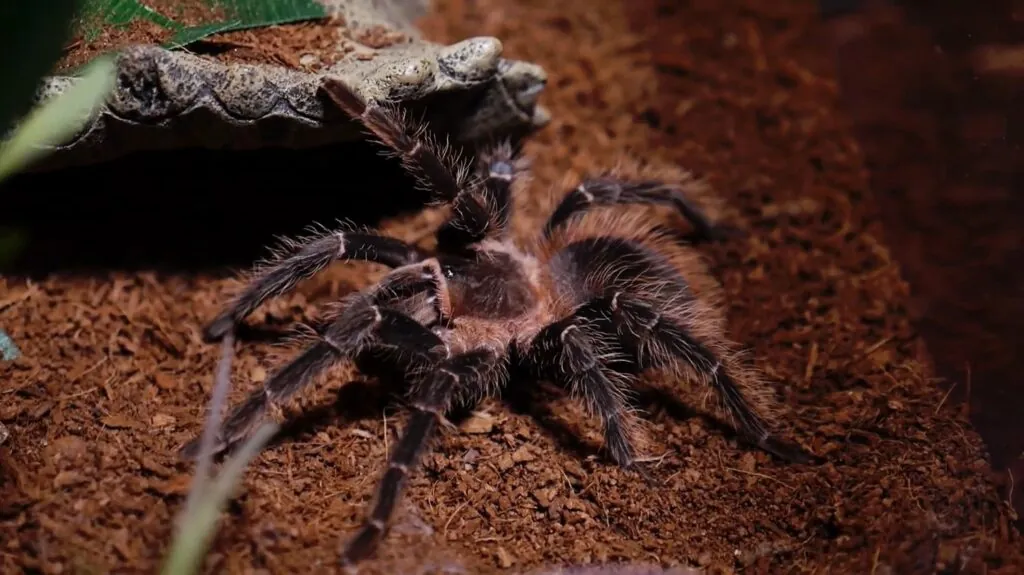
[77,0,182,40]
[72,0,329,52]
[171,0,330,47]
[0,56,117,182]
[161,423,278,575]
[0,0,84,133]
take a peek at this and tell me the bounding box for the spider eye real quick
[442,265,455,279]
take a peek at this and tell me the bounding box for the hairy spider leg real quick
[476,142,520,235]
[435,141,527,251]
[340,348,506,568]
[321,77,468,203]
[550,235,812,464]
[320,77,524,253]
[522,315,639,466]
[542,176,734,241]
[584,291,811,463]
[181,262,450,458]
[203,227,425,342]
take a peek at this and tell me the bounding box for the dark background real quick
[823,0,1024,519]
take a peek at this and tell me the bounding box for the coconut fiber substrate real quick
[2,0,1023,573]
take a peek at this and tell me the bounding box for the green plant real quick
[0,1,85,132]
[75,0,329,53]
[0,57,116,182]
[0,2,116,184]
[0,5,293,573]
[161,333,279,575]
[0,0,331,184]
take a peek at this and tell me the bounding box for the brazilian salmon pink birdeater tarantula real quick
[180,77,814,568]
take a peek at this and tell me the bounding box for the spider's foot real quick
[758,435,821,465]
[340,559,361,575]
[630,461,658,486]
[177,433,230,461]
[201,314,235,343]
[339,525,382,572]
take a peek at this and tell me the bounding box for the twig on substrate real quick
[184,331,237,517]
[164,328,280,575]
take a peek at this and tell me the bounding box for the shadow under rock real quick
[0,79,540,278]
[0,140,431,276]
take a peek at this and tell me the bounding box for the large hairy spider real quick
[180,77,813,568]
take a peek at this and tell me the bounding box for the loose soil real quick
[826,0,1024,518]
[3,0,1023,575]
[55,0,408,73]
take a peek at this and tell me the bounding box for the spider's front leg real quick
[543,174,739,242]
[203,226,425,342]
[434,142,526,251]
[340,348,506,568]
[180,261,450,458]
[321,77,526,253]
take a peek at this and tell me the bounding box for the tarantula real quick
[180,77,813,568]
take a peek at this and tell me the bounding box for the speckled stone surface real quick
[27,0,549,171]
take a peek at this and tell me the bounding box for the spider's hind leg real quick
[544,235,814,465]
[521,314,641,467]
[585,291,813,464]
[543,171,740,242]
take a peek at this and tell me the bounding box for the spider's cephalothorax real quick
[180,77,814,569]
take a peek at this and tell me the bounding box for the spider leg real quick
[476,142,518,235]
[204,226,425,342]
[435,141,525,251]
[522,316,639,467]
[320,78,525,253]
[546,236,812,464]
[543,176,734,241]
[582,291,813,464]
[181,263,451,458]
[340,348,505,567]
[321,77,467,204]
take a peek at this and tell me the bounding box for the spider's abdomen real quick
[440,251,537,320]
[550,236,695,305]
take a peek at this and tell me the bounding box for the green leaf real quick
[77,0,183,40]
[0,56,117,183]
[161,423,278,575]
[170,0,330,47]
[165,20,245,50]
[0,0,84,132]
[74,0,329,52]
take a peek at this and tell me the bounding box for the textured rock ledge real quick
[25,0,549,172]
